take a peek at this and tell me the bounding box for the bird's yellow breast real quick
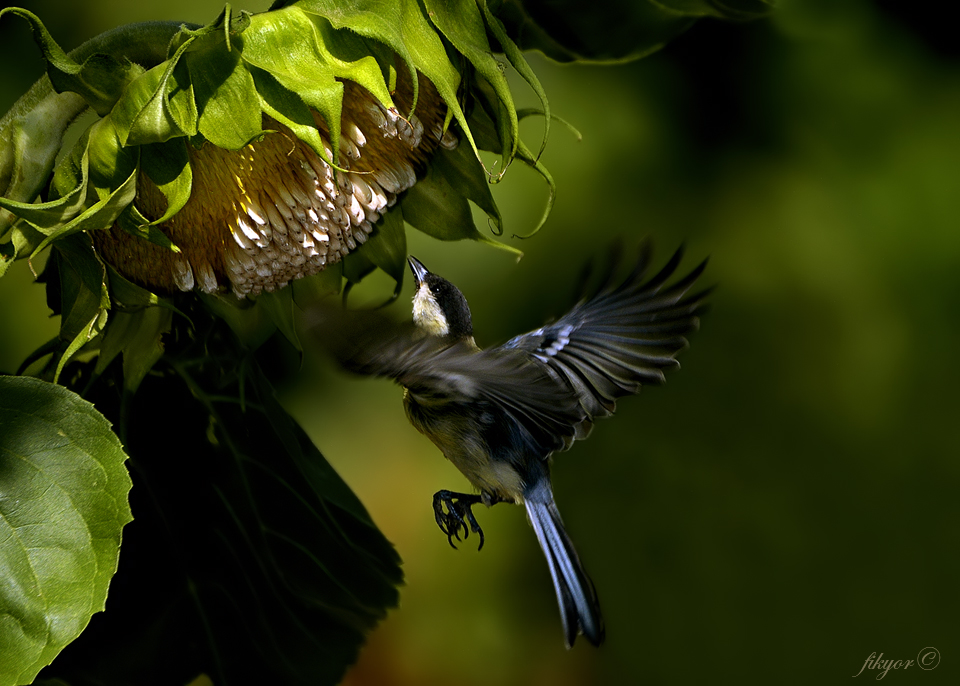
[403,388,524,502]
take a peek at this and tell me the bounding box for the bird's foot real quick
[432,490,487,551]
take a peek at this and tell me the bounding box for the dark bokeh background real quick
[2,1,958,684]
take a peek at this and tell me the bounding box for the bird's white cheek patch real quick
[413,286,449,336]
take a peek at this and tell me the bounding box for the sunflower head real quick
[0,0,771,380]
[95,72,453,298]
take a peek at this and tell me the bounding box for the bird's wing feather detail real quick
[311,309,586,453]
[502,243,710,431]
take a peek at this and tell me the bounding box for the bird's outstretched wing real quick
[309,307,586,453]
[501,242,710,438]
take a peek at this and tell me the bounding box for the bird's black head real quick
[408,256,473,340]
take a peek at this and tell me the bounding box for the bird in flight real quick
[313,241,710,647]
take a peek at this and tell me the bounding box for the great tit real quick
[313,241,709,648]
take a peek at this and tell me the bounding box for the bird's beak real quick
[408,255,429,287]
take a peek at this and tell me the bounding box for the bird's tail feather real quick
[525,482,604,648]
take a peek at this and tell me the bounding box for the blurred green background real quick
[2,0,958,684]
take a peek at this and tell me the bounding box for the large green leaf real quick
[34,332,402,685]
[0,376,132,686]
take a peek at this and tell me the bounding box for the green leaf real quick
[87,265,178,393]
[113,37,201,146]
[305,13,398,108]
[0,224,44,280]
[37,343,401,684]
[52,234,109,382]
[250,67,342,169]
[292,261,343,309]
[240,7,398,167]
[0,376,132,686]
[652,0,774,20]
[49,53,144,119]
[54,235,108,345]
[256,287,302,352]
[115,206,181,254]
[295,0,420,109]
[184,29,265,150]
[47,127,91,206]
[296,0,482,163]
[199,362,400,681]
[139,140,193,227]
[490,0,697,63]
[165,59,202,139]
[105,264,167,310]
[0,8,143,116]
[464,88,505,154]
[54,307,109,385]
[479,0,552,160]
[83,114,139,195]
[112,306,174,394]
[30,162,138,258]
[356,207,407,291]
[93,266,178,394]
[0,134,90,231]
[110,61,184,146]
[199,292,278,351]
[424,0,520,170]
[435,137,504,235]
[401,143,515,253]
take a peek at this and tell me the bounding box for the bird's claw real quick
[433,490,485,550]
